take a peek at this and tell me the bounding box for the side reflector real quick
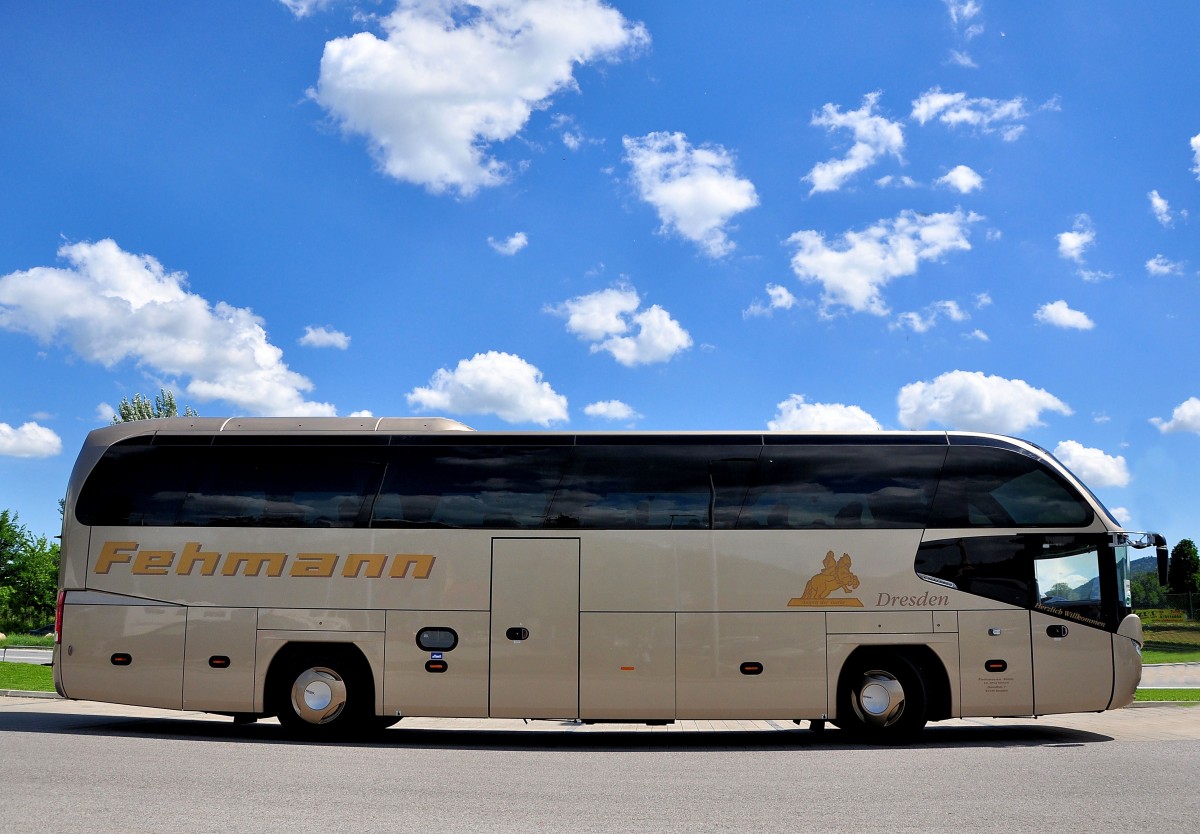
[740,662,764,676]
[425,660,448,673]
[985,659,1008,673]
[111,653,132,666]
[620,666,636,671]
[209,656,231,669]
[54,590,64,644]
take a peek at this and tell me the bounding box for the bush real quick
[0,510,60,634]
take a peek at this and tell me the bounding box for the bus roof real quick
[79,417,1048,453]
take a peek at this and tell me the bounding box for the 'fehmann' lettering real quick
[877,591,949,608]
[93,541,435,579]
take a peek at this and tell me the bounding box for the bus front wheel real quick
[835,652,927,743]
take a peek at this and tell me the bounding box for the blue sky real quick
[1,1,1198,547]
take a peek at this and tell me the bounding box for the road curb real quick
[0,689,62,699]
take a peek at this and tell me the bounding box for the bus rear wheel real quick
[835,652,927,743]
[272,651,370,737]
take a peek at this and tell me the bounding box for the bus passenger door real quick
[489,538,580,719]
[1030,611,1113,714]
[1030,546,1114,714]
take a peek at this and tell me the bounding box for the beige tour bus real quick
[53,417,1169,741]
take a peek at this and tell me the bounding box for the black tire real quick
[271,650,373,738]
[835,652,927,743]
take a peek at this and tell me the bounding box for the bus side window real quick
[76,443,195,527]
[928,445,1093,528]
[549,444,751,530]
[741,444,945,530]
[174,445,382,528]
[373,445,568,529]
[916,536,1035,608]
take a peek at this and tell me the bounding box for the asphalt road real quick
[0,648,51,665]
[2,698,1198,833]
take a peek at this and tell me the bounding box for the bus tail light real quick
[54,590,65,644]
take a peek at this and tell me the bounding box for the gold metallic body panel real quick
[1111,614,1144,709]
[183,607,257,712]
[676,612,826,719]
[58,524,1130,722]
[489,538,580,719]
[384,610,490,718]
[59,603,186,709]
[580,613,675,720]
[957,610,1034,716]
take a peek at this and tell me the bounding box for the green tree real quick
[1167,538,1200,594]
[112,388,198,423]
[1131,574,1167,609]
[0,509,61,633]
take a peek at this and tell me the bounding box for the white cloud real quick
[876,175,918,188]
[488,232,529,255]
[1148,190,1173,227]
[551,115,598,151]
[948,50,978,69]
[1052,440,1130,488]
[546,285,692,366]
[894,299,969,333]
[911,87,1029,139]
[943,3,984,68]
[1111,506,1133,526]
[1056,214,1095,263]
[804,92,905,194]
[944,0,983,27]
[584,400,642,421]
[975,292,992,308]
[1146,254,1184,276]
[768,395,882,432]
[743,283,799,318]
[786,208,981,316]
[965,329,989,342]
[1151,397,1200,434]
[937,164,983,193]
[300,325,351,349]
[547,286,640,341]
[279,0,337,17]
[348,410,374,418]
[897,300,969,333]
[1078,268,1113,283]
[95,402,117,423]
[1192,132,1200,181]
[623,131,759,257]
[598,305,693,366]
[309,0,648,196]
[0,422,62,458]
[0,239,335,416]
[897,370,1072,433]
[1034,300,1095,331]
[406,350,568,425]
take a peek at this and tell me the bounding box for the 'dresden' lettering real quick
[93,541,435,580]
[876,591,949,608]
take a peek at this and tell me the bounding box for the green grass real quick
[1140,621,1200,663]
[0,661,54,692]
[1134,688,1200,702]
[1142,647,1200,664]
[0,633,55,648]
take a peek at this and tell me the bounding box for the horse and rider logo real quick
[788,551,863,607]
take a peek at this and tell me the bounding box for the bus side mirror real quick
[1156,535,1169,586]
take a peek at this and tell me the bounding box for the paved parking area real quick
[2,693,1196,742]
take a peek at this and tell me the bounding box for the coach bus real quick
[52,417,1168,741]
